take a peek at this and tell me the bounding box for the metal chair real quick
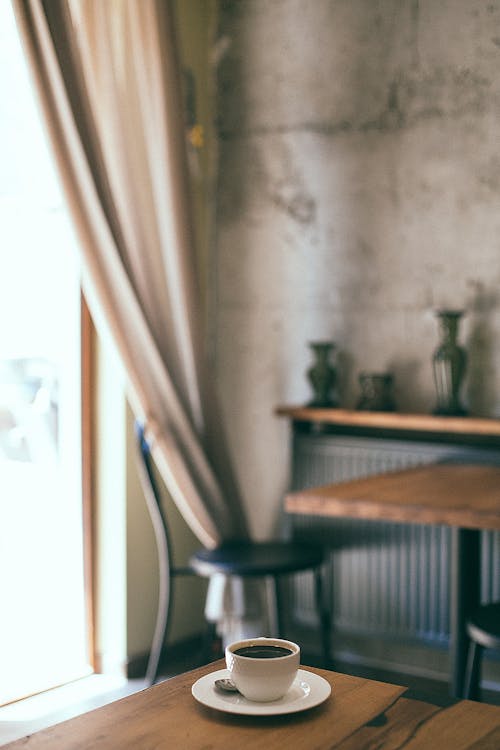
[135,422,195,685]
[135,422,332,686]
[463,601,500,700]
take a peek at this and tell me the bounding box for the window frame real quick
[81,294,96,671]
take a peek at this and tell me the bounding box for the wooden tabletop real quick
[285,463,500,531]
[3,661,403,749]
[335,696,500,749]
[3,660,500,749]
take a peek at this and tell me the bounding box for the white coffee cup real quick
[225,637,300,702]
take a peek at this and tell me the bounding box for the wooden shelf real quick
[275,406,500,438]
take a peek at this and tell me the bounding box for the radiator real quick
[287,434,500,648]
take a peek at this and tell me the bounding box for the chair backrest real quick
[135,421,196,684]
[135,421,176,572]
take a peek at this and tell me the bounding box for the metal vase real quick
[432,310,467,416]
[306,341,337,407]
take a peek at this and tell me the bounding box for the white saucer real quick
[191,668,331,716]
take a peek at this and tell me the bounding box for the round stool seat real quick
[190,540,324,578]
[467,602,500,650]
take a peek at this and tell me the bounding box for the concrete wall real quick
[102,0,500,663]
[214,0,500,538]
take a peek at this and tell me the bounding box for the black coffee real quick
[234,645,293,659]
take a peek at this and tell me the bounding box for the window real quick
[0,3,91,705]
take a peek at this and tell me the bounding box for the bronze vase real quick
[432,310,467,416]
[307,341,337,407]
[356,372,396,412]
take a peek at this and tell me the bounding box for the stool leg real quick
[314,567,332,668]
[270,575,283,637]
[464,641,483,701]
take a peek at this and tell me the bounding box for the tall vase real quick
[432,310,467,416]
[307,341,337,407]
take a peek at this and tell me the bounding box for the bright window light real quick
[0,2,90,706]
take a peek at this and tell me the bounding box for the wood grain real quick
[285,463,500,531]
[275,406,500,437]
[335,697,500,750]
[4,660,498,749]
[2,661,405,749]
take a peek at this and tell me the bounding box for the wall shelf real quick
[275,406,500,443]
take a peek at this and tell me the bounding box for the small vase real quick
[432,310,467,416]
[356,372,396,412]
[306,341,337,407]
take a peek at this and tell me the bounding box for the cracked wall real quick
[214,0,500,537]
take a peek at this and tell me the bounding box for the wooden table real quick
[285,462,500,698]
[3,660,500,749]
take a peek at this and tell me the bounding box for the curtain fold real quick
[13,0,249,548]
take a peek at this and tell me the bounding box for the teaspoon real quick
[214,678,240,693]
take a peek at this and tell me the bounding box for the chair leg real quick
[314,566,332,669]
[464,641,483,701]
[145,558,171,686]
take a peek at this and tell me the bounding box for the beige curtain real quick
[13,0,248,548]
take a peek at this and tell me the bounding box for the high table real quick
[3,660,500,749]
[285,462,500,698]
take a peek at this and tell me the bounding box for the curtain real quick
[12,0,249,549]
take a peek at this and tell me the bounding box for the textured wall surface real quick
[214,0,500,537]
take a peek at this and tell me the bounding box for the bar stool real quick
[190,539,332,665]
[463,601,500,700]
[135,422,332,686]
